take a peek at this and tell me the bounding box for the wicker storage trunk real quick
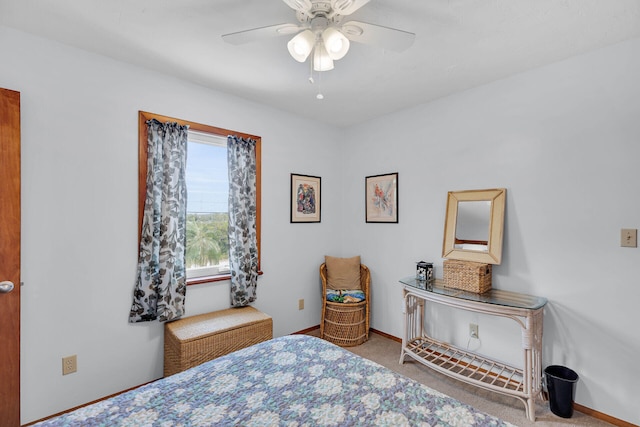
[443,260,492,293]
[164,306,272,376]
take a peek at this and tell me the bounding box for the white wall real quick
[342,37,640,425]
[0,26,344,424]
[3,23,640,425]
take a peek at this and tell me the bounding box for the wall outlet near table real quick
[469,323,479,339]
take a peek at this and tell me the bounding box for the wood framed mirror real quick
[442,188,506,264]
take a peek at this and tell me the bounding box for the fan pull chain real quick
[316,70,324,100]
[308,55,314,84]
[306,44,323,100]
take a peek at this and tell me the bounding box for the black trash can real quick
[544,365,579,418]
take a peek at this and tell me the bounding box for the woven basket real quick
[164,306,272,376]
[323,300,368,346]
[443,260,492,293]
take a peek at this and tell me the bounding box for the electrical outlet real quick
[62,355,77,375]
[621,228,637,248]
[469,323,479,339]
[298,299,304,310]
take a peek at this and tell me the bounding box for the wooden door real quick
[0,88,21,426]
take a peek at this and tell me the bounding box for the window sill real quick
[187,270,263,286]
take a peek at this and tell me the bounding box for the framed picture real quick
[291,173,321,223]
[365,172,398,223]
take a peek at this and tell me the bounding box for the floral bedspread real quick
[36,335,514,426]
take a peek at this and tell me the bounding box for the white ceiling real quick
[2,0,640,127]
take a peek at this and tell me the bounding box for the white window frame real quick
[185,130,230,279]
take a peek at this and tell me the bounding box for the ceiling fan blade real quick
[282,0,312,13]
[222,23,301,45]
[341,20,415,52]
[331,0,371,16]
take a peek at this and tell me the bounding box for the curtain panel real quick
[227,135,258,307]
[129,119,188,323]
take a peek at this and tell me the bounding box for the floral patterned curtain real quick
[129,119,188,323]
[227,135,258,307]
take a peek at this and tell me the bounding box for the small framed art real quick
[291,173,321,223]
[365,172,398,223]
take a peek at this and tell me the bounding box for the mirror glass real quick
[442,188,506,264]
[454,201,491,251]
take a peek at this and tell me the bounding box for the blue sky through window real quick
[186,141,228,213]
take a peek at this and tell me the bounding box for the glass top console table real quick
[399,277,547,421]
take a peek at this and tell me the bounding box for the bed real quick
[36,335,513,426]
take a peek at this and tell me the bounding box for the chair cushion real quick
[326,289,366,303]
[325,255,361,290]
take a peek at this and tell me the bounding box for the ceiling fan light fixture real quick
[322,27,350,60]
[287,30,315,62]
[313,41,334,71]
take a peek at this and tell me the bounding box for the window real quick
[138,111,261,284]
[185,131,229,279]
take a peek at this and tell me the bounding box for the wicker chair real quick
[320,262,370,347]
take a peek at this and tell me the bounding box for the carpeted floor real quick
[310,330,615,427]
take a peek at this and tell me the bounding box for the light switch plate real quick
[621,229,637,248]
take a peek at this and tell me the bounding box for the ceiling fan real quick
[222,0,415,74]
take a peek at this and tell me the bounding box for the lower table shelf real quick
[404,335,525,395]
